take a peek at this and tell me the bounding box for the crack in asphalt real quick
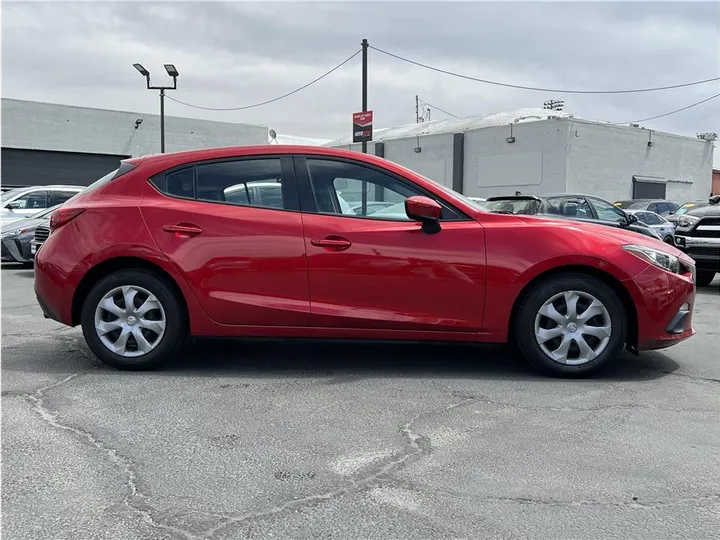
[402,480,720,510]
[22,370,203,540]
[201,397,477,538]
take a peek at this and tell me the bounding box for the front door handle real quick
[163,223,203,237]
[310,235,352,250]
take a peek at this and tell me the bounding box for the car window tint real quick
[194,159,285,210]
[166,167,195,199]
[645,212,661,225]
[306,159,441,221]
[545,197,593,218]
[666,202,679,213]
[11,190,47,210]
[48,190,79,206]
[647,202,658,213]
[589,197,627,224]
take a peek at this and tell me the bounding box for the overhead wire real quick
[418,98,458,118]
[165,49,361,111]
[622,93,720,124]
[369,45,720,94]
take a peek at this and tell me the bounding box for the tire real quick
[81,269,187,370]
[514,273,627,377]
[696,270,717,288]
[663,236,674,246]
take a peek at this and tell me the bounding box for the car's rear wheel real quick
[663,235,674,246]
[515,273,627,377]
[81,269,187,370]
[696,270,716,287]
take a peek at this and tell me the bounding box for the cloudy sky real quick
[3,1,719,145]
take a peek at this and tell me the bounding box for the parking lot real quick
[2,263,719,539]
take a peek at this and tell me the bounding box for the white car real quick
[1,185,84,225]
[625,209,676,245]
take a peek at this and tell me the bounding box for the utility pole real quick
[361,39,369,154]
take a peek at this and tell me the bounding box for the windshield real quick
[485,199,541,215]
[0,188,26,204]
[675,202,708,215]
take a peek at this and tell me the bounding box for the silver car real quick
[626,209,676,245]
[1,185,84,225]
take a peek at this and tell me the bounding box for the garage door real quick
[632,175,667,199]
[1,148,130,188]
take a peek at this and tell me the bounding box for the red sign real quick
[352,110,373,143]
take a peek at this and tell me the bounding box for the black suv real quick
[484,193,663,241]
[674,196,720,287]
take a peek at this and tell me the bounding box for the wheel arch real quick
[508,264,639,352]
[71,256,189,328]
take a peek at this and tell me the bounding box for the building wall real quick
[565,120,713,202]
[1,99,268,157]
[329,135,455,188]
[462,120,569,198]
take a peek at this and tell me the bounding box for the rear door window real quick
[10,190,48,210]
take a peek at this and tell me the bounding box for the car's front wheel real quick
[663,236,674,246]
[515,273,627,377]
[81,269,187,370]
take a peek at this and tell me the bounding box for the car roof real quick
[128,145,383,167]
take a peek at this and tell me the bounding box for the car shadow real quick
[138,338,680,383]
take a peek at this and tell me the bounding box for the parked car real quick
[1,205,60,265]
[613,199,680,216]
[674,195,720,287]
[666,200,711,226]
[1,185,84,224]
[34,147,696,377]
[625,209,676,245]
[484,194,663,241]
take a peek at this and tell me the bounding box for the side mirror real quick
[626,213,638,224]
[5,202,20,211]
[405,196,442,234]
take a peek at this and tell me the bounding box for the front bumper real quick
[1,236,32,263]
[629,262,696,351]
[674,235,720,272]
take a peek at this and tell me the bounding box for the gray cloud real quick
[2,1,718,142]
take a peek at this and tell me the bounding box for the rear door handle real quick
[310,235,352,250]
[163,223,203,237]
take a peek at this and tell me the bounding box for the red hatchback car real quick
[34,146,696,376]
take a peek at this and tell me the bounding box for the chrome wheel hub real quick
[94,285,166,358]
[534,290,612,366]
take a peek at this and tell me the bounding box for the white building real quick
[325,108,715,202]
[1,98,268,187]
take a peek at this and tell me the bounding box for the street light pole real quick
[133,63,179,153]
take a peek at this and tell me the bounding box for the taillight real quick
[49,208,86,232]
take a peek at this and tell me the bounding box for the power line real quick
[418,98,458,118]
[166,49,361,111]
[624,92,720,124]
[369,45,720,95]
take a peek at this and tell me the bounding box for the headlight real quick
[623,244,679,273]
[2,227,29,237]
[677,215,700,229]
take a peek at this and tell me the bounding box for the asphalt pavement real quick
[2,263,719,540]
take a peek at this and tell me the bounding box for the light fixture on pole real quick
[543,99,564,111]
[133,63,179,153]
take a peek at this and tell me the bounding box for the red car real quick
[34,146,697,376]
